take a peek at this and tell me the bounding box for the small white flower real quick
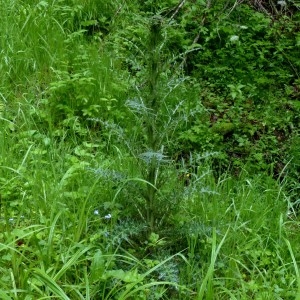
[9,218,14,222]
[240,25,248,30]
[104,214,112,219]
[230,35,239,42]
[94,210,99,215]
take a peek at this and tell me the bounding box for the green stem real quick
[144,16,163,230]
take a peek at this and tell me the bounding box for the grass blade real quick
[32,268,70,299]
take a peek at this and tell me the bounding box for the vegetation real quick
[0,0,300,299]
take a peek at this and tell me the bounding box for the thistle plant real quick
[141,16,165,230]
[88,12,180,233]
[126,15,182,231]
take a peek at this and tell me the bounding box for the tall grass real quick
[1,1,300,299]
[1,109,299,299]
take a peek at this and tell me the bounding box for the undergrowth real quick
[1,0,300,299]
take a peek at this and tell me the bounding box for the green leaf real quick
[0,290,12,300]
[104,269,143,283]
[53,246,91,281]
[90,250,106,282]
[31,269,70,299]
[80,20,98,27]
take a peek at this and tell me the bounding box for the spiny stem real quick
[144,16,164,230]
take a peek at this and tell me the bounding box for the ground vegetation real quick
[0,0,300,299]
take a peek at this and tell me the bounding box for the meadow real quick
[1,1,300,299]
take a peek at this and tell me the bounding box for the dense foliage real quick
[0,0,300,299]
